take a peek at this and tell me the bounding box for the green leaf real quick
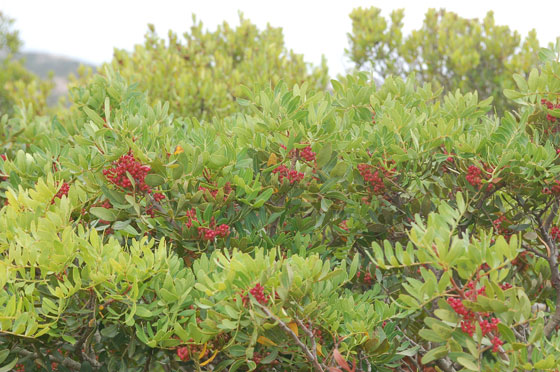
[528,321,543,344]
[0,357,17,372]
[421,345,447,364]
[534,355,556,369]
[457,356,479,371]
[330,162,347,178]
[90,207,117,222]
[83,106,106,127]
[144,174,166,187]
[0,351,9,364]
[316,143,332,168]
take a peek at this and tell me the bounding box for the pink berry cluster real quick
[153,192,165,202]
[541,98,560,122]
[51,182,70,204]
[552,226,560,241]
[185,208,198,228]
[356,271,373,286]
[198,222,230,241]
[339,220,349,231]
[492,215,512,241]
[300,146,316,162]
[466,164,495,190]
[447,281,504,353]
[466,166,483,187]
[273,165,304,184]
[244,283,268,305]
[199,182,232,201]
[357,163,395,195]
[499,282,513,290]
[177,346,190,362]
[102,151,151,193]
[250,283,269,305]
[440,149,455,173]
[185,208,231,241]
[543,180,560,195]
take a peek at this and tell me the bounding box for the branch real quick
[535,210,560,337]
[142,348,154,372]
[15,348,82,370]
[258,305,325,372]
[294,317,320,367]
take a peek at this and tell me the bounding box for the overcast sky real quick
[2,0,559,76]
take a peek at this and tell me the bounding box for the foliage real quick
[0,11,53,116]
[2,8,560,372]
[80,14,329,120]
[346,7,543,114]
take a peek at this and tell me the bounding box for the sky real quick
[2,0,560,76]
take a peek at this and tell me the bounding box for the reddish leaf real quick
[333,349,351,371]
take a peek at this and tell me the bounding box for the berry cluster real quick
[185,208,231,241]
[273,165,304,184]
[552,226,560,241]
[103,151,151,193]
[199,186,219,198]
[356,271,373,286]
[543,180,560,195]
[357,163,395,195]
[177,346,190,361]
[371,111,376,124]
[541,98,560,122]
[249,283,269,305]
[443,148,454,163]
[198,222,230,241]
[339,220,349,232]
[447,282,503,352]
[153,192,165,202]
[300,146,316,162]
[466,166,483,187]
[185,208,198,228]
[14,364,25,372]
[499,282,513,290]
[492,215,512,241]
[199,182,232,201]
[51,182,70,204]
[464,281,486,299]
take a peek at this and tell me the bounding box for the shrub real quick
[2,13,560,372]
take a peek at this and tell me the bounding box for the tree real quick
[346,7,543,114]
[87,14,330,120]
[0,11,52,116]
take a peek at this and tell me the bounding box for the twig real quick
[15,348,82,370]
[294,317,320,366]
[258,305,325,372]
[142,348,154,372]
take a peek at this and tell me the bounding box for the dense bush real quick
[346,7,542,114]
[76,14,329,121]
[2,7,560,372]
[0,11,52,116]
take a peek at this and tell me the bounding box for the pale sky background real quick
[1,0,560,76]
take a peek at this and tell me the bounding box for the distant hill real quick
[18,51,97,105]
